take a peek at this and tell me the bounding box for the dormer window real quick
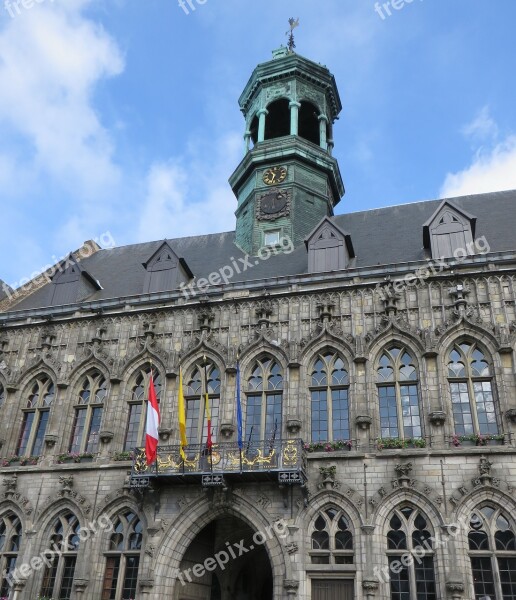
[423,201,477,259]
[143,241,193,294]
[305,217,355,274]
[50,255,101,306]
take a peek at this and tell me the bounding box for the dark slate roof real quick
[8,189,516,312]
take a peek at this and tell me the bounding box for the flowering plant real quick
[113,451,135,462]
[57,452,94,464]
[303,440,353,452]
[376,438,426,450]
[452,433,504,447]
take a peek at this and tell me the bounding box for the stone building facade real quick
[0,47,515,600]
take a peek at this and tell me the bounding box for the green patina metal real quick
[230,48,345,255]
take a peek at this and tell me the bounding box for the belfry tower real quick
[230,45,345,255]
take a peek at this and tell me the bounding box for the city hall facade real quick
[0,46,515,600]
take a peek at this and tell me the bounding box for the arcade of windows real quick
[0,503,513,599]
[1,339,503,459]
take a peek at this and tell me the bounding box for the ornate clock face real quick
[263,166,287,186]
[260,190,288,215]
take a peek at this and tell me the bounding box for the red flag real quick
[145,374,160,465]
[205,390,212,449]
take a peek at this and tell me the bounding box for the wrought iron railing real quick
[131,439,307,485]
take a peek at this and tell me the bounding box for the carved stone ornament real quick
[286,418,302,435]
[99,430,114,444]
[395,462,413,487]
[284,579,299,596]
[44,433,59,448]
[220,423,235,439]
[356,415,373,430]
[506,409,516,424]
[429,410,447,426]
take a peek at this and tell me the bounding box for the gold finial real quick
[286,18,300,53]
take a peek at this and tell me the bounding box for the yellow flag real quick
[178,366,188,460]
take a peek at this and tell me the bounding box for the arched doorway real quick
[175,515,273,600]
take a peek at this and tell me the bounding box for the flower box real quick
[304,440,353,453]
[376,438,426,450]
[57,453,94,464]
[451,434,505,447]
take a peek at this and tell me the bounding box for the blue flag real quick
[236,362,243,449]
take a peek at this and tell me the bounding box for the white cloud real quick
[440,135,516,198]
[440,108,516,198]
[461,106,499,144]
[0,0,124,194]
[137,132,242,241]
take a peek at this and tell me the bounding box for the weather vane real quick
[286,18,300,53]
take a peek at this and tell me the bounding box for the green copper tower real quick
[230,46,345,255]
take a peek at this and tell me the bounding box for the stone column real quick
[318,114,329,151]
[244,130,252,153]
[289,101,301,136]
[257,109,268,143]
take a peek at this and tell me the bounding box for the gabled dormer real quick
[423,201,477,259]
[143,242,193,294]
[305,217,355,273]
[51,254,101,305]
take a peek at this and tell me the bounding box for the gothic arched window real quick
[386,506,436,599]
[102,511,143,600]
[310,352,350,442]
[468,505,516,599]
[124,367,162,451]
[40,512,80,600]
[69,371,107,454]
[16,375,55,457]
[185,361,221,445]
[377,347,422,440]
[448,342,498,436]
[310,507,353,565]
[0,513,22,597]
[245,358,283,443]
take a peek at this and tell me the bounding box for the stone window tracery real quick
[102,511,143,600]
[40,512,80,600]
[69,371,107,454]
[468,504,516,599]
[124,366,162,452]
[448,342,498,436]
[16,375,55,457]
[310,507,353,565]
[245,357,283,443]
[377,347,422,440]
[386,506,436,600]
[0,513,22,597]
[185,361,221,445]
[310,352,350,442]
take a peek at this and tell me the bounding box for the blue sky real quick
[0,0,515,286]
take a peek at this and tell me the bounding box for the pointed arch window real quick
[310,352,350,442]
[185,361,221,445]
[124,367,162,451]
[310,507,353,565]
[16,375,55,457]
[0,513,22,597]
[468,505,516,599]
[102,511,143,600]
[69,371,107,454]
[386,506,436,600]
[448,342,498,436]
[40,512,80,600]
[245,358,283,443]
[377,347,422,440]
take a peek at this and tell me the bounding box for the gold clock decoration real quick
[263,166,287,186]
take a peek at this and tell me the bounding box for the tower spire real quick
[286,18,300,53]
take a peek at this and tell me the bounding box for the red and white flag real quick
[145,373,160,465]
